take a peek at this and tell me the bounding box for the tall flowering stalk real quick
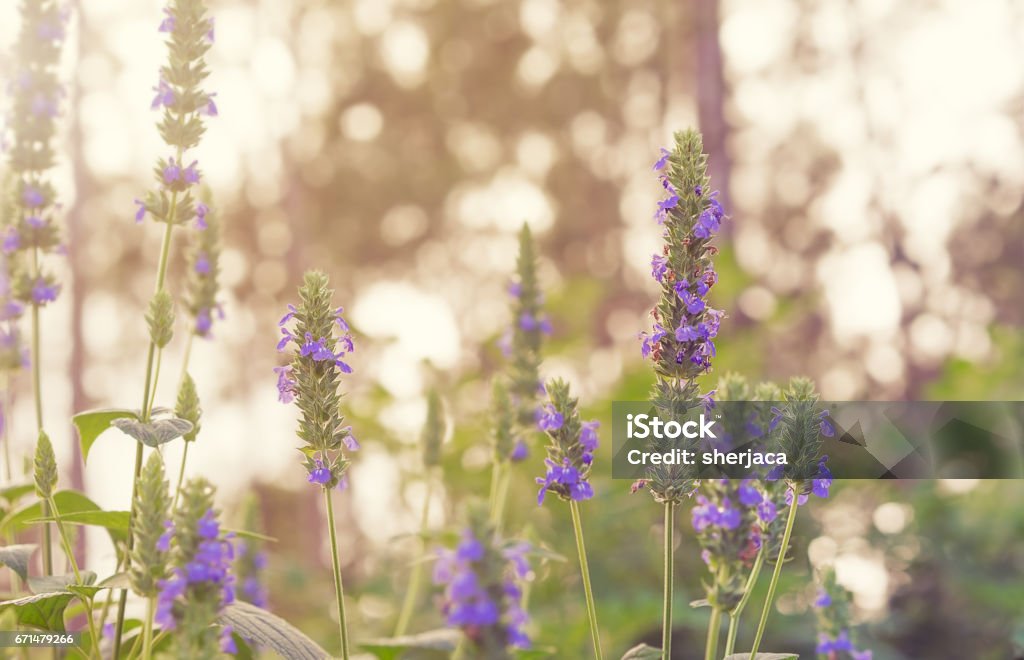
[635,130,725,659]
[275,270,358,659]
[172,201,221,505]
[0,248,27,482]
[812,568,872,660]
[432,507,531,659]
[748,377,834,658]
[490,224,549,529]
[129,452,172,659]
[395,389,445,636]
[5,0,68,578]
[114,1,217,652]
[155,478,238,658]
[535,378,602,659]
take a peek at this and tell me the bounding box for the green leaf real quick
[0,483,34,503]
[724,654,798,660]
[27,510,130,538]
[224,528,277,543]
[0,544,36,582]
[621,643,663,659]
[28,571,96,595]
[111,416,193,448]
[72,408,138,463]
[361,628,460,659]
[0,591,77,632]
[220,601,329,660]
[1,491,126,559]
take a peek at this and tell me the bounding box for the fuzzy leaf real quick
[1,491,125,559]
[621,643,663,659]
[220,601,328,660]
[361,628,460,658]
[28,571,96,595]
[111,417,193,448]
[723,654,798,660]
[0,591,77,632]
[0,544,36,582]
[72,408,138,463]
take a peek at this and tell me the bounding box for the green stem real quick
[115,215,177,657]
[394,476,433,636]
[325,487,351,659]
[29,248,53,578]
[48,496,99,658]
[492,464,512,535]
[172,442,190,511]
[706,606,722,660]
[725,547,765,656]
[748,486,800,659]
[570,500,603,660]
[171,332,195,511]
[141,596,154,660]
[662,501,674,660]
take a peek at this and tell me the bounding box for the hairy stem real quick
[705,563,728,660]
[749,487,800,659]
[325,487,351,659]
[394,476,433,636]
[115,216,177,658]
[662,501,674,660]
[49,496,99,658]
[570,500,603,660]
[725,547,765,656]
[171,332,195,510]
[141,596,155,660]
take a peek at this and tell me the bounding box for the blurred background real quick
[2,0,1024,657]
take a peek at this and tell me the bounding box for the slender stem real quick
[394,476,433,636]
[141,596,155,660]
[662,501,674,660]
[29,248,54,578]
[705,562,729,660]
[146,348,163,416]
[570,500,603,660]
[48,496,99,658]
[115,215,177,657]
[487,459,501,516]
[171,333,195,510]
[705,606,722,660]
[325,487,351,659]
[725,547,765,656]
[172,442,190,511]
[749,487,800,659]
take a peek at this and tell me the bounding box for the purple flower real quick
[183,160,201,185]
[651,254,668,283]
[219,626,237,654]
[737,479,761,507]
[151,77,175,110]
[519,312,552,335]
[342,427,360,452]
[813,589,832,608]
[195,202,209,229]
[22,186,44,208]
[3,228,21,253]
[756,498,777,523]
[31,280,59,305]
[202,93,219,117]
[580,420,599,452]
[536,404,563,432]
[508,281,523,297]
[134,199,147,223]
[274,365,296,403]
[536,458,587,505]
[510,439,528,462]
[307,459,331,486]
[194,252,211,275]
[157,520,174,552]
[819,409,836,437]
[163,158,182,184]
[196,308,213,336]
[197,510,220,540]
[785,489,809,507]
[812,455,833,498]
[653,147,670,171]
[640,323,667,359]
[700,390,716,415]
[158,8,176,32]
[653,194,679,224]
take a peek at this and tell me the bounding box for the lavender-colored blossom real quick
[509,440,528,462]
[194,252,211,275]
[536,403,563,432]
[737,479,762,507]
[31,280,59,304]
[580,420,599,452]
[652,147,670,171]
[819,409,836,437]
[151,77,175,109]
[307,459,331,486]
[757,498,777,523]
[814,590,832,608]
[195,202,209,229]
[651,254,668,283]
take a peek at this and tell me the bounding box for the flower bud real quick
[175,372,202,442]
[146,289,175,349]
[130,452,171,597]
[33,430,58,499]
